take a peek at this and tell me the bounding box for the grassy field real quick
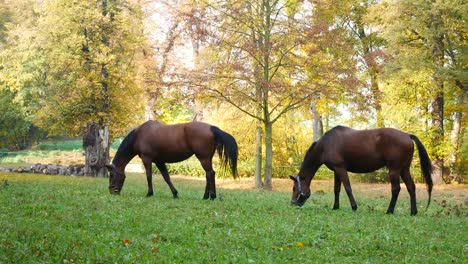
[0,172,466,263]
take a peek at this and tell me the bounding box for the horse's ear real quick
[105,164,114,171]
[289,175,296,181]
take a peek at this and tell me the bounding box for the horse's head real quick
[290,175,311,206]
[106,164,126,195]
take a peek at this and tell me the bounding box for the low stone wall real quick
[0,164,86,176]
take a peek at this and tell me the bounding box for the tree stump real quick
[83,122,110,177]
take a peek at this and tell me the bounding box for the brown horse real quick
[106,120,238,200]
[290,126,433,215]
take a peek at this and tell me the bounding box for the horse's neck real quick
[300,145,323,179]
[113,153,136,171]
[299,166,320,181]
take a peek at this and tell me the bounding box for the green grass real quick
[0,173,466,263]
[37,140,83,151]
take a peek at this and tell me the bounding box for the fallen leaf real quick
[122,239,131,247]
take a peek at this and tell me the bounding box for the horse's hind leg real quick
[335,168,357,211]
[401,167,417,215]
[333,172,342,210]
[198,157,216,200]
[386,168,401,214]
[156,162,178,198]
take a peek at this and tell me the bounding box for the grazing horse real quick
[290,126,433,215]
[106,120,238,200]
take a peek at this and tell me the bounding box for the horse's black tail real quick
[410,134,433,208]
[211,126,238,178]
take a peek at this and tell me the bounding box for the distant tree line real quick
[0,0,465,184]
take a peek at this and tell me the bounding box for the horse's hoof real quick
[386,210,394,214]
[352,205,358,211]
[146,192,153,197]
[333,206,339,210]
[173,193,178,199]
[410,211,417,216]
[210,193,216,200]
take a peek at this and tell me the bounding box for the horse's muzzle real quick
[291,192,310,207]
[291,200,305,207]
[109,188,121,195]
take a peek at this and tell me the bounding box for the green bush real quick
[38,140,83,151]
[37,138,122,151]
[0,148,8,158]
[153,156,259,178]
[153,156,335,180]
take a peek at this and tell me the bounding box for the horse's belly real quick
[138,150,194,164]
[347,166,383,174]
[161,153,194,163]
[346,160,386,173]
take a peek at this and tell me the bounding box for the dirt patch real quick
[203,176,468,204]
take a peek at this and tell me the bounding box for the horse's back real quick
[322,126,414,172]
[134,120,186,154]
[329,126,412,150]
[134,120,215,163]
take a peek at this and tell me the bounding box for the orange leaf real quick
[122,239,131,247]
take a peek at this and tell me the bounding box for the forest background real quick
[0,0,466,189]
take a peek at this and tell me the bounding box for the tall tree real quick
[369,0,467,183]
[0,0,46,149]
[191,0,356,189]
[314,0,386,127]
[32,0,146,176]
[0,0,11,44]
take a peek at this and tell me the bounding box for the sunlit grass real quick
[0,139,123,167]
[0,173,466,263]
[0,150,85,166]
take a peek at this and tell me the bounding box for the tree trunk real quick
[254,123,263,188]
[370,71,384,128]
[357,22,384,128]
[431,86,444,185]
[323,113,329,132]
[310,102,323,141]
[261,0,272,190]
[449,97,463,183]
[263,121,273,190]
[251,1,264,189]
[83,122,110,177]
[145,91,157,121]
[430,28,445,184]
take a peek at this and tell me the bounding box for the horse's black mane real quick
[327,125,347,135]
[300,142,317,171]
[113,129,136,165]
[300,126,347,170]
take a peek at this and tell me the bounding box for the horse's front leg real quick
[142,159,154,197]
[333,172,342,210]
[156,162,178,198]
[335,168,357,211]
